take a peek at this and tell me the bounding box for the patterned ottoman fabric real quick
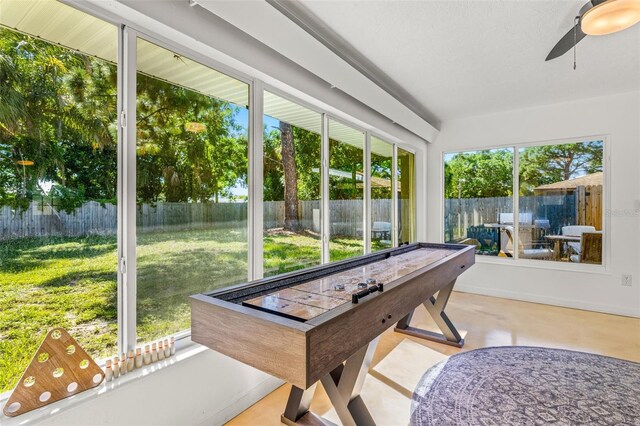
[411,346,640,426]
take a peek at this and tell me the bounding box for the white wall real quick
[2,345,281,426]
[427,91,640,317]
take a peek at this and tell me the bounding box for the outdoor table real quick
[544,234,581,260]
[482,223,540,229]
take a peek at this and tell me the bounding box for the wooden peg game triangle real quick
[3,328,105,417]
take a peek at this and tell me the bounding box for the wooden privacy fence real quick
[445,186,602,242]
[0,199,394,240]
[576,185,602,230]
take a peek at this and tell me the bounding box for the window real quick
[444,140,604,264]
[0,1,118,392]
[263,91,322,276]
[135,38,250,342]
[444,149,514,257]
[328,120,365,261]
[397,148,416,244]
[519,141,603,264]
[370,137,394,251]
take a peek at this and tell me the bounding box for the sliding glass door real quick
[328,119,365,261]
[263,91,322,276]
[397,147,416,244]
[371,137,394,251]
[135,38,250,343]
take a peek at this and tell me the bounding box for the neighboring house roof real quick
[357,176,401,191]
[535,172,603,191]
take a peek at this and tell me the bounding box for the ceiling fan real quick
[546,0,640,61]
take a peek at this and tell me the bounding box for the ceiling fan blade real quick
[546,0,594,61]
[546,21,587,61]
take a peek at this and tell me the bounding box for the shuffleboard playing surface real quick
[242,247,457,321]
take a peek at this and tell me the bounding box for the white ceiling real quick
[299,0,640,122]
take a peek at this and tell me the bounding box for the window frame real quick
[369,135,395,252]
[396,145,418,244]
[120,27,257,351]
[326,115,368,259]
[261,86,325,276]
[440,135,610,272]
[370,134,417,249]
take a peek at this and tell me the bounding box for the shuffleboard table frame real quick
[394,279,465,347]
[190,242,475,425]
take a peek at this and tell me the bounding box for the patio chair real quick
[503,226,553,260]
[562,225,596,256]
[570,232,602,264]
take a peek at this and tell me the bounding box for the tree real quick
[291,127,321,201]
[263,123,321,204]
[0,27,248,209]
[280,122,299,230]
[518,141,603,195]
[263,127,285,202]
[328,140,364,200]
[444,150,514,199]
[0,28,118,209]
[135,73,247,204]
[444,142,604,199]
[371,152,392,200]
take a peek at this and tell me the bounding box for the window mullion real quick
[392,144,399,247]
[321,114,330,263]
[513,147,520,260]
[116,24,125,356]
[364,132,372,253]
[120,26,137,352]
[249,80,264,280]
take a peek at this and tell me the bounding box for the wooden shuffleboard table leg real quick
[281,338,379,426]
[394,279,464,348]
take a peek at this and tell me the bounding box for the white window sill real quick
[474,254,611,275]
[0,338,207,426]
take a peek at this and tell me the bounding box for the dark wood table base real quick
[282,280,464,425]
[281,338,379,426]
[394,279,464,348]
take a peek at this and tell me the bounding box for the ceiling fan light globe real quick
[581,0,640,35]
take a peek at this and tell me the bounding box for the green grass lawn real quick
[0,229,379,392]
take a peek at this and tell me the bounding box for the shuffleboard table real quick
[190,242,475,426]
